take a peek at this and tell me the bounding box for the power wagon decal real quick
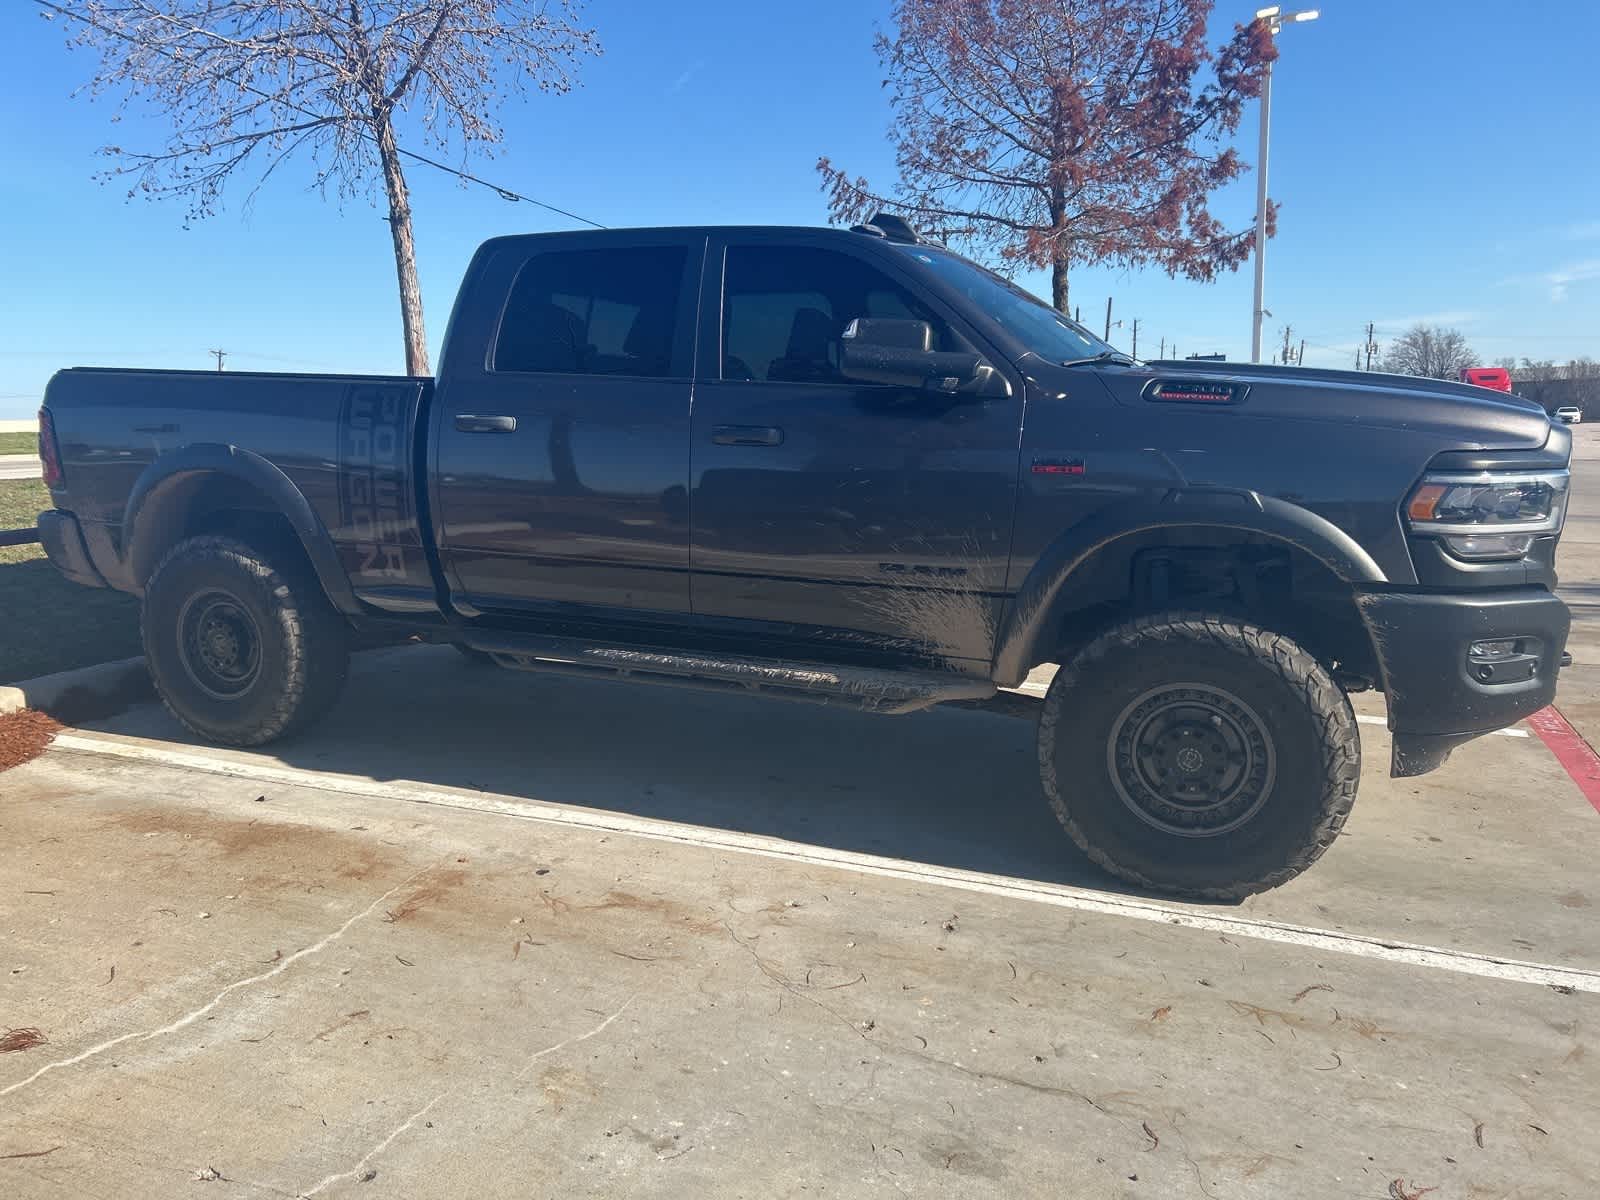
[339,384,413,583]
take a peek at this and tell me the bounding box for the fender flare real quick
[120,443,361,614]
[991,488,1387,685]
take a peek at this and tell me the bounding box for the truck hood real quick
[1096,359,1558,451]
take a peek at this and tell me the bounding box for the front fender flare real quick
[991,488,1388,686]
[121,443,360,614]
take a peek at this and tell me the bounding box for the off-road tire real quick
[1037,613,1360,900]
[142,535,349,746]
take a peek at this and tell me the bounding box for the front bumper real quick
[1357,586,1570,777]
[37,509,110,590]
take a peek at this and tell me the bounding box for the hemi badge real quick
[1146,379,1246,404]
[1032,457,1086,476]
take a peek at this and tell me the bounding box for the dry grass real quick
[0,431,36,456]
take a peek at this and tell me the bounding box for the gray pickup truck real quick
[36,215,1572,897]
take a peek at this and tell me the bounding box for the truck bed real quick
[42,367,438,616]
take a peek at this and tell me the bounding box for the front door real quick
[689,236,1024,667]
[432,234,704,620]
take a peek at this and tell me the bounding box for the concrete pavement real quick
[3,426,1599,1198]
[0,454,42,481]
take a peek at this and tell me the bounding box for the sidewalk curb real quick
[0,656,152,722]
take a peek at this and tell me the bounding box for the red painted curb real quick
[1525,706,1600,816]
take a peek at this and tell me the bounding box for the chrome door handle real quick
[711,425,783,446]
[455,414,517,433]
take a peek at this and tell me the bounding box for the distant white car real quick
[1556,406,1582,424]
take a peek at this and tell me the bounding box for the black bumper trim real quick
[1357,586,1570,777]
[37,510,110,589]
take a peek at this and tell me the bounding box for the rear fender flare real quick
[992,489,1387,685]
[121,444,360,614]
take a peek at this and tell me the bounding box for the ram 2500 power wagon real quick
[35,215,1572,898]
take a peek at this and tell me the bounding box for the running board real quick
[457,632,995,715]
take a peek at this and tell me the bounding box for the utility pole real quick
[1104,297,1113,342]
[1364,322,1378,371]
[1158,337,1166,361]
[1280,325,1294,367]
[1355,349,1362,370]
[1130,318,1140,359]
[210,348,227,372]
[1251,7,1320,363]
[1074,305,1081,324]
[1298,338,1305,367]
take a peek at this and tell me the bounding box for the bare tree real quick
[49,1,600,374]
[816,0,1276,313]
[1381,324,1477,381]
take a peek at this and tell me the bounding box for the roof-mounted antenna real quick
[858,212,921,244]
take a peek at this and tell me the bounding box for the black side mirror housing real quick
[838,318,984,391]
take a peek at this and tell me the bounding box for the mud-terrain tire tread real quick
[1037,612,1360,900]
[141,535,348,747]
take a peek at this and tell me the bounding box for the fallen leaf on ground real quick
[0,1027,48,1053]
[1388,1179,1437,1200]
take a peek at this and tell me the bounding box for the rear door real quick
[431,233,703,619]
[688,234,1025,666]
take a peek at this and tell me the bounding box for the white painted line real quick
[1352,712,1530,738]
[48,730,1600,994]
[1011,683,1532,737]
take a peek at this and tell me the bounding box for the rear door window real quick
[496,246,687,377]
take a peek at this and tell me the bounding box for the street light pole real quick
[1250,7,1318,364]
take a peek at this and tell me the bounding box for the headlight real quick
[1404,470,1570,560]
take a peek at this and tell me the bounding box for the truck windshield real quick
[891,243,1124,365]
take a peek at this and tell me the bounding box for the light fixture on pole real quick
[1250,6,1319,364]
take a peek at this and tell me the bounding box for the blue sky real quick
[2,0,1597,417]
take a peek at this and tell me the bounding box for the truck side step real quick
[457,632,995,714]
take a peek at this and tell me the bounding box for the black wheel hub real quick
[1106,683,1276,838]
[178,590,262,699]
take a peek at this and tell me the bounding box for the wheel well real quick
[129,471,313,589]
[1036,525,1380,686]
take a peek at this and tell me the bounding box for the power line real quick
[31,0,605,229]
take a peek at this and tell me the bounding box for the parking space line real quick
[1012,685,1532,737]
[1527,705,1600,815]
[47,730,1600,994]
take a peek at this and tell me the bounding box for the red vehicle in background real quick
[1461,366,1513,393]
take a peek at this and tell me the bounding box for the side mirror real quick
[838,318,983,391]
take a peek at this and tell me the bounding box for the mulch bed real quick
[0,710,62,773]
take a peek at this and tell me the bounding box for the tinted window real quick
[888,243,1114,364]
[722,245,954,384]
[496,246,686,377]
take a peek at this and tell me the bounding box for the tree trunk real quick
[1047,198,1069,313]
[374,113,429,376]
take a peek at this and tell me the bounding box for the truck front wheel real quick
[142,535,349,746]
[1038,614,1360,900]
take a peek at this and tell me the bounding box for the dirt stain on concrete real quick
[382,868,469,923]
[581,890,720,935]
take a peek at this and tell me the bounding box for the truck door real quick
[689,235,1024,667]
[432,233,703,619]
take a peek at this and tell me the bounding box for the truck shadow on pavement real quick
[105,646,1155,899]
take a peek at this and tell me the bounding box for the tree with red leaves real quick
[818,0,1277,313]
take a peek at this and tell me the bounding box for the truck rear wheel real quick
[1037,613,1360,900]
[142,535,349,746]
